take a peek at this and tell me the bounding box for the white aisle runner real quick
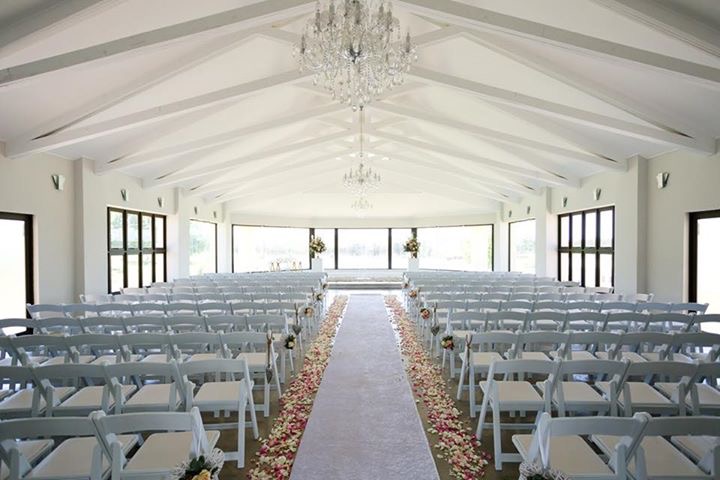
[290,294,439,480]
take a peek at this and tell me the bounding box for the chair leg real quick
[493,405,502,471]
[237,403,246,469]
[264,377,270,417]
[449,351,456,379]
[475,391,489,438]
[468,368,477,417]
[456,358,467,400]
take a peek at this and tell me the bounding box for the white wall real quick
[0,152,75,303]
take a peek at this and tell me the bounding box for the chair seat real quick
[549,350,597,361]
[0,387,75,414]
[57,385,137,411]
[593,435,707,478]
[26,435,137,479]
[469,352,504,368]
[235,352,277,369]
[194,381,252,406]
[0,440,54,480]
[140,353,172,363]
[595,351,647,362]
[479,381,545,406]
[500,320,524,329]
[124,384,181,411]
[671,435,718,462]
[91,354,142,365]
[450,330,474,339]
[124,431,220,473]
[188,353,222,362]
[655,383,720,407]
[597,382,673,408]
[532,320,560,329]
[555,382,609,406]
[640,352,694,362]
[516,352,550,361]
[40,355,95,366]
[513,434,614,476]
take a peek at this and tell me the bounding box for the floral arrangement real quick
[419,307,432,320]
[385,296,489,479]
[284,334,296,350]
[172,449,224,480]
[519,462,569,480]
[303,306,315,318]
[309,236,326,258]
[403,236,420,258]
[248,296,348,480]
[440,335,455,351]
[408,289,418,299]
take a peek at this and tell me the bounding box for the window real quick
[108,208,166,293]
[312,228,336,269]
[337,229,389,269]
[690,209,720,324]
[558,207,614,287]
[509,219,536,273]
[232,226,309,272]
[189,220,217,276]
[391,228,412,269]
[416,225,494,271]
[0,212,33,333]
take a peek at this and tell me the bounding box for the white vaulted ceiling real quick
[0,0,719,219]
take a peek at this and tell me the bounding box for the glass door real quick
[0,212,33,333]
[690,209,720,329]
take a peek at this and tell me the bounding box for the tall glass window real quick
[337,229,389,269]
[189,220,217,276]
[416,225,493,271]
[313,228,336,269]
[690,210,720,326]
[391,228,412,269]
[233,226,309,272]
[558,206,614,287]
[107,208,166,292]
[509,219,536,273]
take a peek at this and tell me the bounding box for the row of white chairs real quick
[420,292,653,304]
[474,357,720,472]
[82,289,316,304]
[0,408,225,479]
[440,311,719,333]
[27,299,317,320]
[516,412,720,479]
[415,285,615,295]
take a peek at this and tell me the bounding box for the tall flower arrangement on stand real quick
[403,236,420,258]
[385,296,489,479]
[309,236,326,258]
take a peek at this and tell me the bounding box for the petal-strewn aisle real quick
[290,294,440,480]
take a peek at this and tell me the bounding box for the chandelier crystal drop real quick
[343,106,381,195]
[294,0,417,111]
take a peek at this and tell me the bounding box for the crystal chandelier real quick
[295,0,417,111]
[351,195,372,211]
[343,107,380,194]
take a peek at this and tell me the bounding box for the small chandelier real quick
[295,0,417,111]
[343,107,380,194]
[351,195,372,211]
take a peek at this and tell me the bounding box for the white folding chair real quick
[551,359,629,417]
[527,312,566,331]
[104,361,186,413]
[91,407,218,479]
[512,331,569,361]
[26,304,64,320]
[0,366,73,419]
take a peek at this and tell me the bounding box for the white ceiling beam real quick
[146,130,352,188]
[0,0,315,87]
[7,69,310,157]
[0,0,114,57]
[592,0,720,58]
[369,129,575,187]
[464,30,716,154]
[372,102,625,170]
[410,66,712,154]
[16,24,295,158]
[189,151,346,197]
[397,0,720,89]
[95,102,345,173]
[214,171,347,204]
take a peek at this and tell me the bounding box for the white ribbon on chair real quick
[189,407,210,459]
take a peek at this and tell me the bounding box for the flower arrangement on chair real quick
[303,306,315,318]
[408,289,418,299]
[440,335,454,350]
[284,334,296,350]
[314,292,324,302]
[172,450,224,480]
[419,307,431,320]
[402,236,420,258]
[519,463,569,480]
[309,236,326,258]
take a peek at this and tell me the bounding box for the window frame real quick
[107,207,167,293]
[689,208,720,303]
[557,206,615,287]
[0,211,34,318]
[508,218,536,273]
[189,219,218,275]
[231,224,311,273]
